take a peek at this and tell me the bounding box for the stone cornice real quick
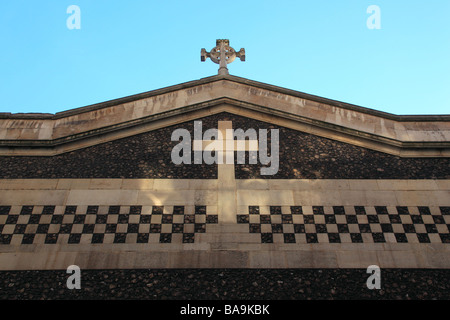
[0,75,449,157]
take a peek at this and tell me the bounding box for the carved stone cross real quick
[193,121,257,223]
[201,39,245,75]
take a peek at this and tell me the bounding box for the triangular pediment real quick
[0,75,449,157]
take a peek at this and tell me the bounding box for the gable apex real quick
[0,75,449,157]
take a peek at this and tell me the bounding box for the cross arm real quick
[236,48,246,62]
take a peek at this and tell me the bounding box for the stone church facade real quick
[0,74,449,270]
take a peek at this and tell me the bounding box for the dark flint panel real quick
[0,113,449,179]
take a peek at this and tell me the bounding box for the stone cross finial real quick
[201,39,245,75]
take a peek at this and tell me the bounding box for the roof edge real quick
[1,74,449,122]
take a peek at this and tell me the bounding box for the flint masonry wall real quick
[0,77,449,270]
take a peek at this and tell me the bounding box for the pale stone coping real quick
[0,243,448,270]
[1,77,449,159]
[1,103,449,157]
[0,179,448,207]
[1,76,449,143]
[0,179,448,191]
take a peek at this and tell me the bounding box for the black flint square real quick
[346,215,358,224]
[333,206,345,215]
[173,206,184,215]
[59,224,73,234]
[65,206,77,215]
[325,215,336,224]
[160,233,172,243]
[137,233,149,243]
[172,224,184,233]
[73,215,86,224]
[381,224,393,233]
[375,206,388,215]
[313,206,324,215]
[396,206,409,215]
[109,206,120,214]
[140,215,152,224]
[359,224,371,233]
[91,234,104,244]
[284,234,296,243]
[118,214,129,224]
[114,233,127,243]
[0,235,12,245]
[195,223,206,233]
[21,234,35,244]
[315,224,327,233]
[152,206,164,215]
[306,234,318,243]
[37,224,50,234]
[403,224,416,233]
[425,224,438,233]
[328,233,341,243]
[105,224,117,233]
[260,215,271,224]
[261,233,273,243]
[350,233,363,243]
[290,206,302,215]
[271,224,283,233]
[96,215,108,224]
[417,233,430,243]
[51,215,63,224]
[28,215,40,224]
[130,206,142,215]
[42,206,55,215]
[395,233,408,243]
[389,215,402,224]
[68,234,81,244]
[372,233,386,243]
[206,215,218,224]
[195,206,207,215]
[150,224,161,233]
[281,214,293,224]
[418,207,431,215]
[294,224,305,233]
[183,233,195,243]
[270,206,282,215]
[249,224,261,233]
[411,216,423,224]
[14,224,27,234]
[439,234,450,243]
[87,206,99,215]
[432,216,445,224]
[82,224,95,234]
[20,206,33,215]
[6,215,19,224]
[45,234,58,244]
[0,206,11,215]
[237,215,249,224]
[303,216,314,224]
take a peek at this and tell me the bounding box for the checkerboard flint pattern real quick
[237,206,450,244]
[0,205,217,245]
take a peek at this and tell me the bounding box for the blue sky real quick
[0,0,449,115]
